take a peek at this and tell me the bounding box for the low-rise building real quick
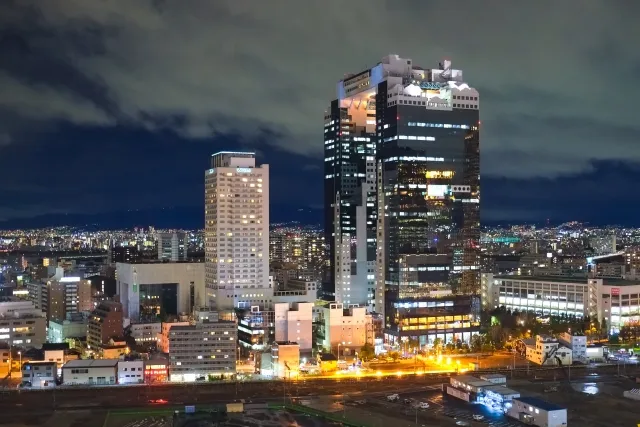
[47,314,88,343]
[525,335,572,366]
[62,359,119,385]
[317,353,338,373]
[144,359,169,383]
[557,332,587,363]
[21,361,57,388]
[117,360,144,384]
[483,385,521,406]
[507,396,567,427]
[271,341,300,379]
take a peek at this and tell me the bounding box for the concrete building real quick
[557,332,587,363]
[158,321,190,353]
[507,396,567,427]
[129,322,161,345]
[274,302,313,352]
[237,306,275,351]
[87,300,123,352]
[168,314,237,382]
[116,262,205,322]
[46,274,93,322]
[117,360,144,384]
[47,314,88,343]
[28,269,93,322]
[271,341,300,378]
[525,335,572,366]
[321,303,373,354]
[204,152,270,311]
[486,274,640,334]
[0,298,46,348]
[62,359,118,385]
[21,361,57,388]
[158,232,187,262]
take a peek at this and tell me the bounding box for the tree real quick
[433,338,443,354]
[470,334,483,353]
[359,343,375,361]
[601,319,608,338]
[388,351,400,362]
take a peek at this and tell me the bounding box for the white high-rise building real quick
[158,232,187,261]
[205,152,270,310]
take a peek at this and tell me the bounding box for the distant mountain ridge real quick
[0,204,323,230]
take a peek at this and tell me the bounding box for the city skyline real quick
[2,1,640,228]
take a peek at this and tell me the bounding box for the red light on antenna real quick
[478,121,481,125]
[397,115,400,120]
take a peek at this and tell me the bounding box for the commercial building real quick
[116,262,205,322]
[111,246,140,264]
[87,300,123,352]
[168,314,237,382]
[46,274,93,322]
[27,269,93,322]
[507,396,567,427]
[271,341,300,378]
[274,302,313,352]
[144,359,169,383]
[486,274,640,334]
[525,335,572,366]
[158,232,187,261]
[117,360,144,384]
[0,298,46,348]
[158,321,190,353]
[62,359,118,385]
[384,293,480,347]
[21,361,57,388]
[325,54,481,327]
[129,322,161,345]
[204,152,270,311]
[321,303,373,353]
[237,307,274,351]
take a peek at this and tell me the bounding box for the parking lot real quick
[338,387,525,427]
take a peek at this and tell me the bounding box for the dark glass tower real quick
[323,86,376,305]
[373,56,481,346]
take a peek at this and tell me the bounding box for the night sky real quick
[1,1,640,228]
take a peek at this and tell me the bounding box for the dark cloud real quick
[0,0,639,223]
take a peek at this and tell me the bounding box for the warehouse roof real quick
[514,396,565,411]
[62,359,119,369]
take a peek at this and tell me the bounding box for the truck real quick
[386,393,400,402]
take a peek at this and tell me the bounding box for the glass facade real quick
[139,283,178,319]
[375,65,481,341]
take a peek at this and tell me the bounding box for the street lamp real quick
[18,351,22,372]
[337,343,341,361]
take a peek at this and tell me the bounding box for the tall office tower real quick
[205,152,270,311]
[324,72,378,309]
[158,232,187,261]
[368,55,481,345]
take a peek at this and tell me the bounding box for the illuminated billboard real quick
[427,184,449,198]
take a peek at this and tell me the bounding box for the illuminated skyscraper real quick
[204,152,270,310]
[326,55,481,344]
